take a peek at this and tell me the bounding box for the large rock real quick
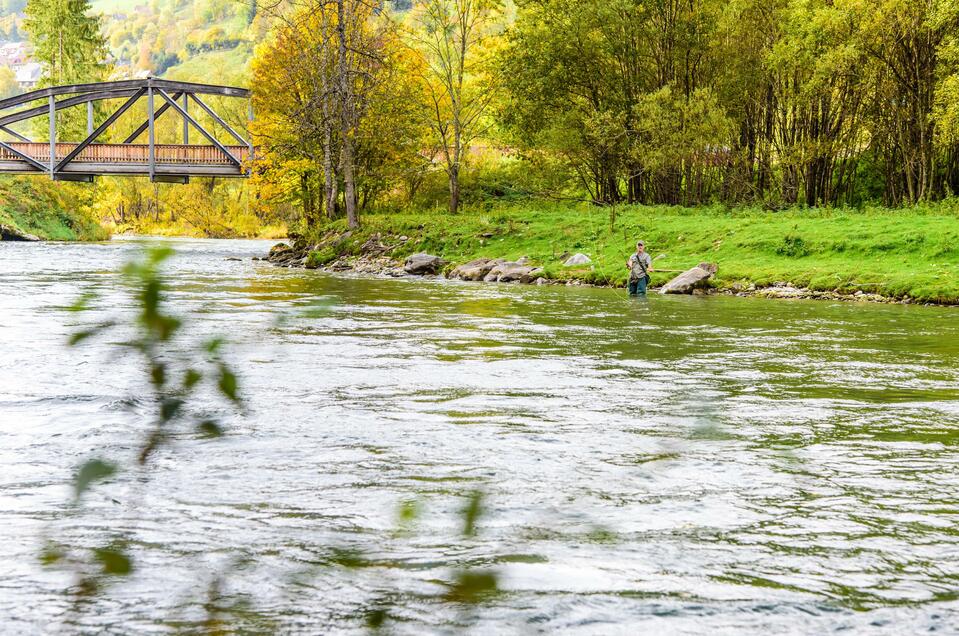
[563,252,591,266]
[404,252,446,275]
[0,224,40,241]
[450,257,504,281]
[660,262,718,294]
[483,261,541,283]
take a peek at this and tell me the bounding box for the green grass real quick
[0,177,108,241]
[307,201,959,303]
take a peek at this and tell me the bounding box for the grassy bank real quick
[0,177,107,241]
[307,201,959,303]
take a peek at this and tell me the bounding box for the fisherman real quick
[625,240,653,296]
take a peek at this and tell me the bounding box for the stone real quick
[403,252,446,275]
[0,224,40,241]
[482,261,538,283]
[360,233,386,254]
[659,262,718,295]
[450,257,504,281]
[563,253,592,266]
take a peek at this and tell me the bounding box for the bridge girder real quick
[0,77,254,182]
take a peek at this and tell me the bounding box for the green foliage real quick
[44,246,244,611]
[0,177,108,241]
[776,234,810,258]
[24,0,109,139]
[73,459,116,500]
[307,201,959,303]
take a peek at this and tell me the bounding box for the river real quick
[2,237,959,634]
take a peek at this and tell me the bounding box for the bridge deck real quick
[0,142,250,177]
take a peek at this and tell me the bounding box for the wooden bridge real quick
[0,78,252,183]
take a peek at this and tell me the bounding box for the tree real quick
[24,0,107,85]
[0,67,20,100]
[24,0,108,140]
[251,0,428,230]
[412,0,500,213]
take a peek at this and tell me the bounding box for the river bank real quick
[267,202,959,305]
[0,177,107,241]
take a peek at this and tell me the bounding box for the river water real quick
[2,237,959,634]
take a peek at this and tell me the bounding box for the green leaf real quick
[159,398,183,422]
[67,321,115,346]
[75,459,116,499]
[39,542,65,566]
[462,490,484,537]
[205,337,225,354]
[444,571,499,603]
[150,362,166,387]
[66,291,97,313]
[366,607,388,629]
[197,420,223,438]
[93,546,133,575]
[217,364,239,403]
[183,368,202,390]
[68,329,99,346]
[398,499,421,525]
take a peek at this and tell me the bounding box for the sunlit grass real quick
[308,200,959,303]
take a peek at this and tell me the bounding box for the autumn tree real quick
[411,0,500,213]
[251,0,428,229]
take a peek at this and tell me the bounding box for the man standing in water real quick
[626,240,653,296]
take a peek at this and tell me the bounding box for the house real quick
[0,41,30,67]
[14,62,41,89]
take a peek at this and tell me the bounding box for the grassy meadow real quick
[307,202,959,303]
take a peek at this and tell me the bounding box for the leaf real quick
[197,420,223,438]
[183,368,202,390]
[205,337,225,354]
[398,499,421,525]
[93,546,133,575]
[66,291,97,313]
[462,490,484,537]
[159,398,183,422]
[217,364,239,403]
[68,329,99,346]
[39,542,65,566]
[67,321,115,346]
[444,571,499,603]
[366,607,388,629]
[150,362,166,387]
[74,459,116,499]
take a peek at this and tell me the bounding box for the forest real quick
[2,0,959,237]
[248,0,959,234]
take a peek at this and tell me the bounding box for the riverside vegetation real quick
[267,202,959,305]
[2,0,959,303]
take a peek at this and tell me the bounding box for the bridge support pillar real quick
[147,86,155,181]
[47,96,54,177]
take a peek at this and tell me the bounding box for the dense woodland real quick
[5,0,959,235]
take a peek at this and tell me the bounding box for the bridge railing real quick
[0,143,251,166]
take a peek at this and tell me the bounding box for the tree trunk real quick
[449,162,460,214]
[336,0,359,229]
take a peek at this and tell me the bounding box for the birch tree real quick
[413,0,500,213]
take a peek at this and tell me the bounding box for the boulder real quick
[404,252,446,275]
[563,252,591,266]
[660,262,718,295]
[0,224,40,241]
[450,257,503,281]
[483,261,539,283]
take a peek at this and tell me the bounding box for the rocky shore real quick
[260,232,934,306]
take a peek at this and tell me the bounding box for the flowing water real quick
[2,237,959,635]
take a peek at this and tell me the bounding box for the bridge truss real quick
[0,78,253,183]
